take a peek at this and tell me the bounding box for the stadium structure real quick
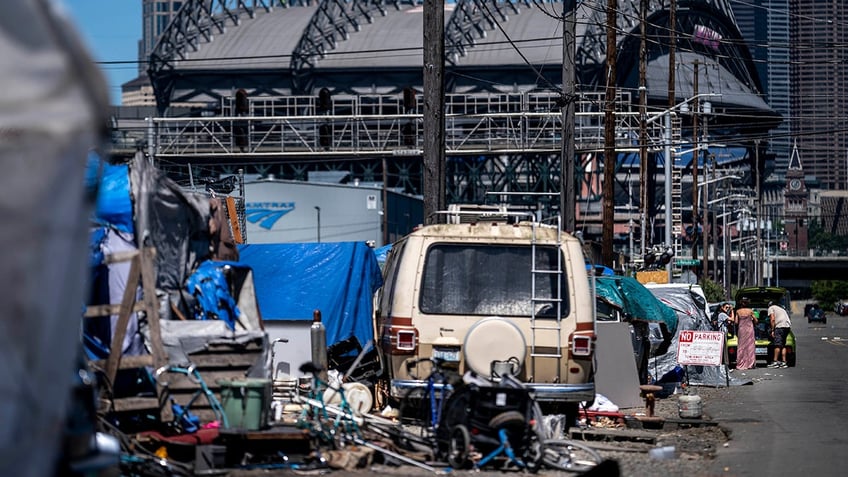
[127,0,782,265]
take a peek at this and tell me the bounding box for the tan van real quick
[375,207,596,416]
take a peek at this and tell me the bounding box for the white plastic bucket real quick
[678,394,703,418]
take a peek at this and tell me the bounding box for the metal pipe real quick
[664,113,673,282]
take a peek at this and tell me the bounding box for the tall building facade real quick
[140,1,183,74]
[124,1,183,105]
[731,0,791,174]
[790,0,848,191]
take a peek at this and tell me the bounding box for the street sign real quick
[676,330,724,366]
[675,258,700,266]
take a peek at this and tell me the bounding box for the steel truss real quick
[147,0,278,109]
[152,91,660,212]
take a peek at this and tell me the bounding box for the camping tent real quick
[238,242,383,348]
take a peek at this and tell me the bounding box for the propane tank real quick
[678,392,703,419]
[310,309,329,389]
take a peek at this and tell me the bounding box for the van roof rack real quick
[435,204,537,224]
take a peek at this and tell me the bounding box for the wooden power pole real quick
[639,0,648,259]
[602,0,617,267]
[562,1,576,232]
[423,0,445,224]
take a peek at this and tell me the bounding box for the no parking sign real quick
[677,330,725,366]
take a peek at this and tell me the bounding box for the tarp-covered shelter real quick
[645,286,748,387]
[238,242,383,349]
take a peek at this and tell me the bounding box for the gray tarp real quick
[0,2,110,476]
[646,286,750,387]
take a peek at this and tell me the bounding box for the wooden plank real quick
[188,352,263,368]
[204,340,264,352]
[157,369,255,391]
[139,247,173,422]
[84,302,146,318]
[90,354,153,371]
[105,255,141,386]
[102,249,139,265]
[226,195,244,244]
[110,397,161,413]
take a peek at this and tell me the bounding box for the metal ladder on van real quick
[529,215,564,383]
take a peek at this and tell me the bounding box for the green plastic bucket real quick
[218,378,272,430]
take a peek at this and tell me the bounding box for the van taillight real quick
[571,334,593,357]
[396,329,417,352]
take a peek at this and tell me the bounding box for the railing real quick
[153,92,655,158]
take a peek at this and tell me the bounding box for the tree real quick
[699,277,726,303]
[811,280,848,310]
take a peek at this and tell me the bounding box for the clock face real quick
[790,179,802,191]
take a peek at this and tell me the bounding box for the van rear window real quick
[419,244,568,317]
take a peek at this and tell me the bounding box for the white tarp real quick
[0,2,109,476]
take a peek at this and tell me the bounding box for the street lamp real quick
[708,193,747,297]
[314,206,321,242]
[651,93,721,282]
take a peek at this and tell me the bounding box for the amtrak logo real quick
[245,202,295,229]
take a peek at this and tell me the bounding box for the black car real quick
[805,303,826,324]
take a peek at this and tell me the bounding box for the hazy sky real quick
[57,0,142,105]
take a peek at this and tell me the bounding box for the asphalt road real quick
[708,311,848,476]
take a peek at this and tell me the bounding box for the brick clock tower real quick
[784,141,809,255]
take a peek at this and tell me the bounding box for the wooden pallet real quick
[85,247,172,421]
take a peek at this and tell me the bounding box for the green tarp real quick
[593,276,678,332]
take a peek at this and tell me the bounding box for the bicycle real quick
[436,360,602,472]
[296,361,362,449]
[154,363,229,429]
[398,357,458,432]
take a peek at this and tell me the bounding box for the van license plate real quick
[755,348,768,356]
[433,348,461,362]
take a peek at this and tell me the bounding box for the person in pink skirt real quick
[734,297,758,369]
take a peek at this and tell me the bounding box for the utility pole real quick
[691,61,700,270]
[602,0,617,267]
[561,1,576,232]
[668,1,676,111]
[702,111,709,281]
[754,139,762,285]
[638,0,648,261]
[423,0,445,224]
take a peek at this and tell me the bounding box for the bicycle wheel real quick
[446,424,472,469]
[540,439,602,473]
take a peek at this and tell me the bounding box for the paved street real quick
[708,312,848,476]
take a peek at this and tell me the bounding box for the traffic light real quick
[319,123,332,148]
[401,121,416,146]
[235,89,249,116]
[402,87,416,112]
[318,88,332,113]
[233,89,249,149]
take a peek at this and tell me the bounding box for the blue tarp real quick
[238,242,383,348]
[86,151,134,234]
[594,276,678,332]
[185,260,243,330]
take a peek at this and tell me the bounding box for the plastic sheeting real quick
[645,286,749,387]
[238,242,383,348]
[594,276,678,332]
[87,152,134,234]
[131,153,211,292]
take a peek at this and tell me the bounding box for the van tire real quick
[488,410,526,430]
